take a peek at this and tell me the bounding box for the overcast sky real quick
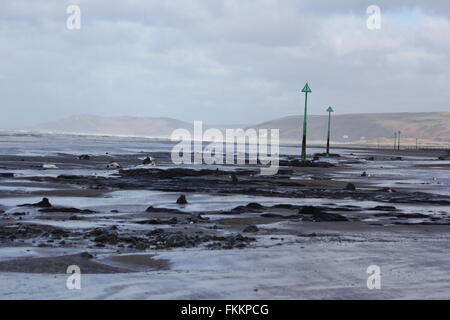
[0,0,449,128]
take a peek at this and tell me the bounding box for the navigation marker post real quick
[325,106,334,157]
[394,132,397,150]
[397,131,401,150]
[300,83,312,162]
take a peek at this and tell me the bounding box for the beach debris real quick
[107,161,121,169]
[345,183,356,191]
[142,156,156,166]
[361,171,369,177]
[176,194,188,204]
[243,225,259,233]
[42,164,58,169]
[19,197,52,208]
[78,154,90,160]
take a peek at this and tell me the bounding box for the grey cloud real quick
[0,1,449,128]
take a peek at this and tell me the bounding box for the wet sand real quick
[0,145,450,299]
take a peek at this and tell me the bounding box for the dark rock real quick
[226,203,267,214]
[165,234,187,247]
[94,233,118,245]
[369,206,398,211]
[89,228,107,237]
[135,242,148,250]
[261,213,301,219]
[145,206,188,215]
[345,183,356,191]
[80,252,93,259]
[314,153,341,158]
[107,161,121,169]
[260,213,284,218]
[361,171,368,177]
[136,217,177,225]
[39,207,95,214]
[331,205,361,212]
[374,212,428,219]
[12,212,27,216]
[120,167,257,179]
[272,204,298,209]
[68,215,83,220]
[243,225,259,233]
[19,197,52,208]
[246,202,264,209]
[176,195,188,204]
[78,154,90,160]
[279,159,335,168]
[188,215,208,223]
[142,156,155,165]
[0,173,15,178]
[299,206,326,215]
[136,219,161,225]
[147,229,165,236]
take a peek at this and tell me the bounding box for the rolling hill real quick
[35,114,193,138]
[251,112,450,143]
[34,112,450,144]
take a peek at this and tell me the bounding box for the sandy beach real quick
[0,133,449,299]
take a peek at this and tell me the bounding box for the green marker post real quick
[300,83,312,162]
[325,106,334,157]
[394,132,397,150]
